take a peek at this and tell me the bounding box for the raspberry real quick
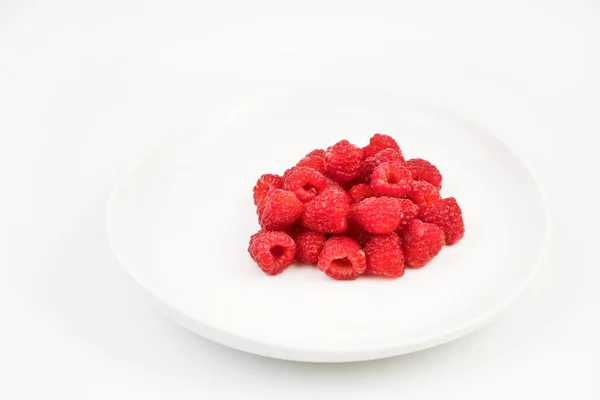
[296,149,326,174]
[371,162,413,198]
[296,156,325,174]
[248,230,296,275]
[396,198,420,233]
[346,223,372,248]
[248,229,264,249]
[285,220,306,238]
[318,236,366,280]
[341,179,362,193]
[355,197,401,234]
[306,149,325,158]
[295,231,327,265]
[419,197,465,245]
[324,140,363,184]
[348,183,374,203]
[407,180,441,211]
[362,133,401,159]
[346,204,372,246]
[373,148,405,165]
[256,198,267,219]
[358,156,378,183]
[301,188,350,233]
[283,166,327,203]
[364,233,405,278]
[402,219,445,268]
[249,133,464,280]
[259,189,304,231]
[282,167,293,182]
[404,158,442,190]
[325,177,345,192]
[358,149,405,184]
[253,174,283,206]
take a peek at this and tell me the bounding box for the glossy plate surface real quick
[106,88,548,362]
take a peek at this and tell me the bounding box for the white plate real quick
[106,87,548,362]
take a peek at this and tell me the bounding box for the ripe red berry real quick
[403,158,443,190]
[371,162,413,198]
[296,156,325,174]
[259,189,304,231]
[362,133,401,159]
[305,149,325,158]
[284,220,306,238]
[249,133,463,280]
[373,148,405,165]
[248,230,296,275]
[355,196,401,234]
[358,149,405,184]
[256,198,267,219]
[295,231,327,265]
[407,180,441,211]
[296,149,326,174]
[348,183,375,203]
[283,166,327,203]
[396,198,420,233]
[318,236,367,280]
[358,156,379,183]
[325,177,345,192]
[364,233,405,278]
[402,219,445,268]
[341,178,361,192]
[301,187,350,233]
[324,140,363,184]
[419,197,465,245]
[253,174,283,206]
[346,204,372,247]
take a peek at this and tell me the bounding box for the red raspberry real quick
[283,166,327,203]
[348,183,375,203]
[358,149,405,184]
[340,178,360,192]
[253,174,283,206]
[248,229,264,248]
[407,180,441,211]
[318,236,366,280]
[295,231,327,265]
[305,149,325,158]
[325,177,345,192]
[364,233,405,278]
[248,230,296,275]
[419,197,465,245]
[404,158,443,190]
[346,223,372,248]
[324,140,363,184]
[259,189,304,231]
[373,148,405,165]
[285,220,306,238]
[402,219,445,268]
[296,149,326,174]
[282,167,293,182]
[396,198,420,233]
[296,155,325,174]
[371,162,413,198]
[256,198,267,219]
[355,197,401,234]
[362,133,401,159]
[301,188,350,233]
[346,204,372,246]
[358,156,378,183]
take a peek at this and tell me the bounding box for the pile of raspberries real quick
[248,134,465,280]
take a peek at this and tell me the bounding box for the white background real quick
[1,0,599,398]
